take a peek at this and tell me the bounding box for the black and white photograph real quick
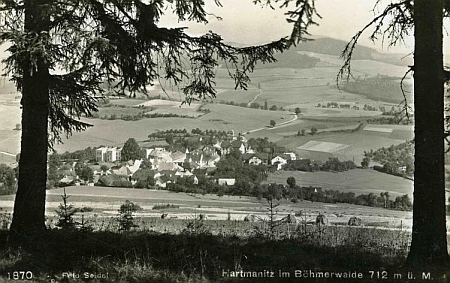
[0,0,449,282]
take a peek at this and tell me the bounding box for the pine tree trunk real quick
[406,0,450,268]
[10,0,50,238]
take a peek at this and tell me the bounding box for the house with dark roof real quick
[219,140,232,155]
[182,161,199,172]
[192,168,207,177]
[98,174,123,186]
[131,169,155,183]
[255,153,269,164]
[231,140,246,154]
[203,153,220,167]
[170,151,186,165]
[157,162,183,172]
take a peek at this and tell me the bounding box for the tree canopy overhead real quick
[0,0,319,147]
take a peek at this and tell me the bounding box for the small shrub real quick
[117,200,142,232]
[152,204,180,210]
[181,218,211,236]
[54,188,79,230]
[76,206,93,213]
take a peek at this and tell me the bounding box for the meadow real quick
[52,102,292,152]
[0,183,415,233]
[2,185,448,283]
[0,44,414,160]
[266,168,413,197]
[269,123,412,164]
[1,225,435,283]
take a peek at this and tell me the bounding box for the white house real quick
[96,146,122,162]
[248,156,263,165]
[271,155,288,170]
[106,147,122,162]
[285,152,297,161]
[218,178,236,186]
[96,147,108,162]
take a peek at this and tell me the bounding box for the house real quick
[157,162,183,172]
[231,141,246,154]
[131,169,155,183]
[96,147,108,162]
[146,147,169,161]
[248,155,264,165]
[203,153,220,167]
[242,153,254,163]
[182,161,199,172]
[246,146,255,154]
[96,146,122,162]
[112,165,132,178]
[285,152,297,161]
[256,153,269,165]
[98,174,122,186]
[59,174,75,186]
[271,155,288,170]
[155,174,178,188]
[192,168,207,177]
[218,178,236,186]
[106,147,122,162]
[219,140,232,155]
[170,151,186,165]
[126,159,142,175]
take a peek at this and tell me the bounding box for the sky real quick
[159,0,450,63]
[0,0,449,62]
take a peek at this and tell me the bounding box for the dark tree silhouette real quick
[121,138,141,161]
[286,176,296,188]
[256,0,450,269]
[406,0,449,268]
[337,0,450,269]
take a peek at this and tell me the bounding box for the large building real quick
[96,146,122,162]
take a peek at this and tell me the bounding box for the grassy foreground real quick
[0,221,449,283]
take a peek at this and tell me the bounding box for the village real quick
[55,130,303,191]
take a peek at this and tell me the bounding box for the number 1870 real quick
[8,271,33,280]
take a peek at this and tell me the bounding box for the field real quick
[51,103,292,152]
[297,51,412,79]
[0,184,418,233]
[271,124,413,164]
[92,105,148,118]
[138,99,203,117]
[0,45,414,159]
[266,168,413,197]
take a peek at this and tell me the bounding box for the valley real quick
[0,38,416,231]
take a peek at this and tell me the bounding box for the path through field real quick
[247,88,263,107]
[0,150,15,157]
[246,114,298,134]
